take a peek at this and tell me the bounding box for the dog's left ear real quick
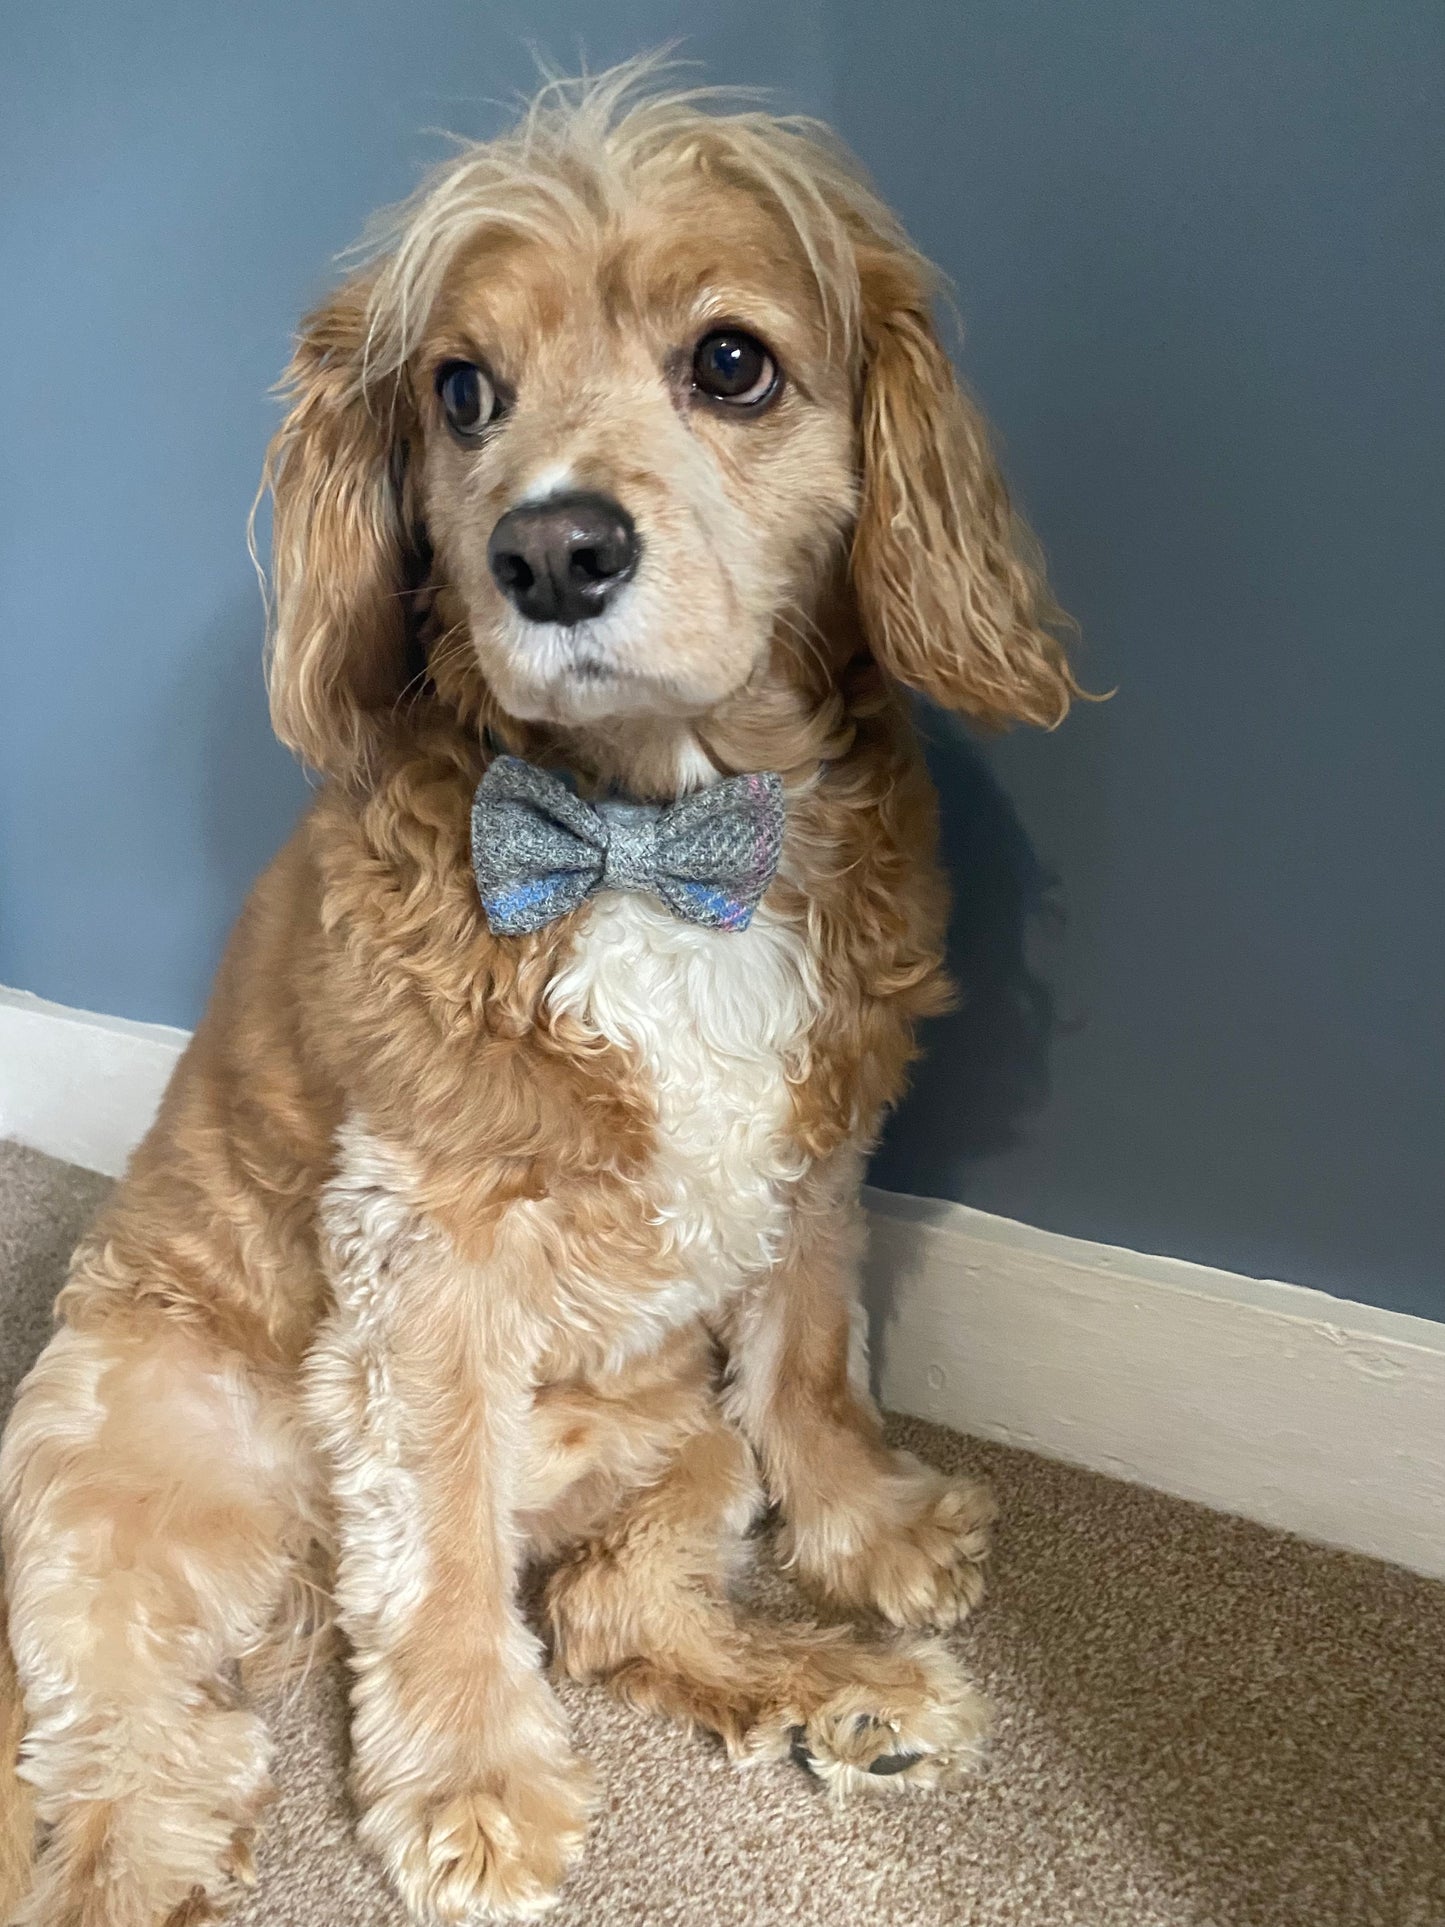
[849,251,1076,727]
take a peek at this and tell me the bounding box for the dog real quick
[0,66,1075,1926]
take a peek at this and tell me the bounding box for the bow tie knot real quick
[470,757,784,935]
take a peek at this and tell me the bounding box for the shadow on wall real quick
[870,706,1064,1194]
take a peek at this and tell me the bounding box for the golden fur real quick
[0,65,1073,1925]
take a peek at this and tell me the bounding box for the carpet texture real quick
[0,1138,1440,1927]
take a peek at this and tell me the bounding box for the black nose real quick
[487,492,640,626]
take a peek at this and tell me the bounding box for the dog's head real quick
[262,69,1074,788]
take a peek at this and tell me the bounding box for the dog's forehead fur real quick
[358,90,900,391]
[420,176,840,390]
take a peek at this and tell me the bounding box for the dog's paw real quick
[364,1750,595,1924]
[788,1457,996,1631]
[740,1634,987,1798]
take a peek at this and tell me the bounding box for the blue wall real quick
[3,5,1441,1318]
[842,2,1445,1322]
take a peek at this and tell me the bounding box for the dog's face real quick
[415,178,856,728]
[262,95,1074,786]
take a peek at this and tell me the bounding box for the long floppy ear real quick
[259,273,419,783]
[850,251,1076,727]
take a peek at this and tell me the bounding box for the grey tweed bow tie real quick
[470,756,785,935]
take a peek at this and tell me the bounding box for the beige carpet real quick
[0,1139,1440,1927]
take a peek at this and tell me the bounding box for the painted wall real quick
[843,2,1445,1322]
[2,5,1440,1317]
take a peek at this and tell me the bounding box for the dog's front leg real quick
[307,1129,592,1925]
[724,1151,996,1632]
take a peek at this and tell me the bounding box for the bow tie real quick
[470,756,785,935]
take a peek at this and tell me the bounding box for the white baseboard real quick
[862,1189,1444,1578]
[3,985,1442,1578]
[0,987,187,1179]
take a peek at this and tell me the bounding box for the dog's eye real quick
[436,360,499,437]
[691,330,779,408]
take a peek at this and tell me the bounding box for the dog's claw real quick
[787,1719,925,1780]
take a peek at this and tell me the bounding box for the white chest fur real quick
[546,895,819,1328]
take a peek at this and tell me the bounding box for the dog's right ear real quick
[260,273,417,785]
